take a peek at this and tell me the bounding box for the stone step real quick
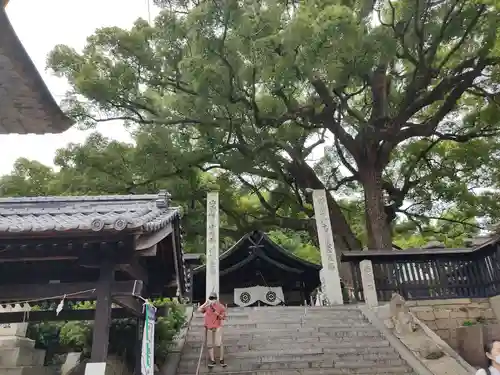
[222,306,362,312]
[0,347,45,367]
[181,352,403,366]
[185,334,386,347]
[191,316,367,324]
[193,311,365,319]
[181,347,324,359]
[185,338,393,351]
[192,316,367,323]
[189,325,380,335]
[0,337,34,349]
[181,346,402,360]
[194,308,364,314]
[180,352,328,367]
[193,307,363,316]
[188,324,372,334]
[0,367,54,375]
[179,357,408,373]
[181,306,414,375]
[188,328,317,338]
[186,328,383,342]
[190,318,370,329]
[177,367,415,375]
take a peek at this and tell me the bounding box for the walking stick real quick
[195,327,207,375]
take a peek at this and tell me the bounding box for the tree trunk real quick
[289,160,361,251]
[360,166,392,250]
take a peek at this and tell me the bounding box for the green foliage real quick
[42,0,500,250]
[267,229,320,264]
[27,299,186,369]
[462,320,476,326]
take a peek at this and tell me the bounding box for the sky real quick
[1,0,160,175]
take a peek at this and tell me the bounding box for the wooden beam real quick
[112,296,143,317]
[134,317,143,375]
[0,256,79,263]
[0,239,133,263]
[118,258,148,284]
[135,224,173,250]
[0,306,168,324]
[0,280,143,302]
[138,244,157,257]
[171,230,182,298]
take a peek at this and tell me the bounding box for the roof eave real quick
[0,7,74,134]
[0,227,143,240]
[193,230,322,274]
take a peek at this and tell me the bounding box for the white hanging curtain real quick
[262,286,284,306]
[234,286,285,307]
[234,287,259,307]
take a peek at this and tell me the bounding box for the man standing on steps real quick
[198,292,227,368]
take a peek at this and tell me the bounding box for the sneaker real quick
[220,360,227,367]
[208,360,216,368]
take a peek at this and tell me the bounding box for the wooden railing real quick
[341,241,500,302]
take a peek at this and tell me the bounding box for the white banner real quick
[234,286,284,307]
[141,304,156,375]
[206,192,220,299]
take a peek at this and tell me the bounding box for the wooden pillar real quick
[188,266,194,303]
[299,281,306,306]
[134,317,143,375]
[171,230,182,298]
[90,261,115,363]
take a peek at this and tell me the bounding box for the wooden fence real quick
[341,242,500,302]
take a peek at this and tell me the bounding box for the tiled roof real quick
[0,7,73,134]
[0,192,180,234]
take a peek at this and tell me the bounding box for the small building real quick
[0,192,188,366]
[1,3,73,133]
[191,231,321,306]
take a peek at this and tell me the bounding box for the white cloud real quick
[0,0,160,175]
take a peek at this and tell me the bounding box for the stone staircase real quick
[177,306,418,375]
[0,336,53,375]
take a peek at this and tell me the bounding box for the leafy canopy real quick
[46,0,500,250]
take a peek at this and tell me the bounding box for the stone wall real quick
[407,298,497,348]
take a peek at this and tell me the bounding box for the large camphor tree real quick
[48,0,500,251]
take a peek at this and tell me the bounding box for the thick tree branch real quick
[308,78,359,156]
[400,209,484,230]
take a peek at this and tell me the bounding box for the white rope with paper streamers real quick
[0,289,97,307]
[0,288,97,319]
[56,295,66,316]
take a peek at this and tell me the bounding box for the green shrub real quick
[27,299,186,369]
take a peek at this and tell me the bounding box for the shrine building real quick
[189,231,321,306]
[0,192,188,370]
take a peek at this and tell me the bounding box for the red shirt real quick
[200,302,226,329]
